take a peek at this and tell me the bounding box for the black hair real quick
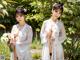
[15,8,27,15]
[52,2,64,13]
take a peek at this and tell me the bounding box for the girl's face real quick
[16,13,25,23]
[52,9,62,20]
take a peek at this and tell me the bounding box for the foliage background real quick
[0,0,80,60]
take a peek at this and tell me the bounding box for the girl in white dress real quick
[40,2,66,60]
[10,8,33,60]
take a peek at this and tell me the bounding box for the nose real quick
[57,11,60,14]
[17,16,21,19]
[56,12,60,16]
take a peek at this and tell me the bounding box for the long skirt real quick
[15,44,32,60]
[42,42,64,60]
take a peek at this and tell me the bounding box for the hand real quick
[49,43,52,54]
[12,42,16,46]
[9,34,16,45]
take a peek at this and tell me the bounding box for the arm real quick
[40,21,47,44]
[40,21,51,44]
[10,25,19,44]
[11,25,19,37]
[47,29,52,54]
[40,21,52,53]
[10,25,15,43]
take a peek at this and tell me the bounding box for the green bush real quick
[31,39,42,49]
[32,53,41,59]
[0,42,10,60]
[0,33,10,60]
[63,38,80,60]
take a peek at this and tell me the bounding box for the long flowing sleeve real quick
[59,22,66,43]
[40,21,51,45]
[27,26,33,45]
[11,25,18,34]
[22,26,33,45]
[11,25,15,39]
[11,25,15,34]
[10,25,18,43]
[40,21,47,44]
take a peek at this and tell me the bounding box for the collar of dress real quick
[49,18,59,24]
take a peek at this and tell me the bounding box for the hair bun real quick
[16,8,27,15]
[53,2,64,8]
[23,8,27,14]
[58,2,64,7]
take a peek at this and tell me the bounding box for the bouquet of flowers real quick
[8,34,15,52]
[0,33,14,52]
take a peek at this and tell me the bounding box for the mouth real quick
[18,19,22,21]
[55,15,59,18]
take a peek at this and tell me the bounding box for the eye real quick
[20,15,23,17]
[16,15,23,18]
[55,10,61,14]
[55,10,58,12]
[16,15,18,18]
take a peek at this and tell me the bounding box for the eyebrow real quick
[55,9,62,12]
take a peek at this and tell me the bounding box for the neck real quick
[19,21,26,27]
[51,16,58,22]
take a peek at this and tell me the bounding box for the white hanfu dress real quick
[11,23,33,60]
[40,19,66,60]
